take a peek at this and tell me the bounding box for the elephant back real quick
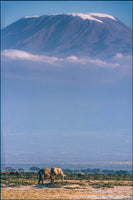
[51,167,63,176]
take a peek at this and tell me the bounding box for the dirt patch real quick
[1,185,132,199]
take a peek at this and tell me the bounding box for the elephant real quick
[38,167,64,184]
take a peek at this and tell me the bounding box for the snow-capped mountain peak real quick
[1,13,131,59]
[25,15,39,18]
[89,13,117,20]
[32,12,117,23]
[67,13,117,23]
[67,13,103,23]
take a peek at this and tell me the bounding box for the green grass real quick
[65,186,80,189]
[65,173,132,181]
[1,172,132,188]
[1,173,38,187]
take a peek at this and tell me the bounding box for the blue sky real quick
[1,1,132,166]
[1,55,132,164]
[1,1,132,29]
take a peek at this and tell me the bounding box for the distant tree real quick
[62,168,73,173]
[81,168,92,173]
[81,168,101,174]
[4,167,16,172]
[102,170,115,174]
[91,169,101,174]
[115,170,129,175]
[72,169,80,173]
[29,166,40,172]
[18,168,24,172]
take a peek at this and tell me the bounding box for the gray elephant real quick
[38,167,64,184]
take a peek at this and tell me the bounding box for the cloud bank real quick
[1,49,124,69]
[1,49,59,64]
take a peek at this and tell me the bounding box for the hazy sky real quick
[1,1,132,166]
[1,1,132,29]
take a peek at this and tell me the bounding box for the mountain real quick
[1,13,132,59]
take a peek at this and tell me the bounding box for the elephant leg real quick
[38,174,40,184]
[38,174,41,184]
[62,176,64,185]
[38,173,44,184]
[50,175,55,183]
[42,174,45,184]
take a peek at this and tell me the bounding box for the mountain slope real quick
[1,13,132,59]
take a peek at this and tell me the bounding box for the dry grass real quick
[1,180,133,199]
[1,173,132,199]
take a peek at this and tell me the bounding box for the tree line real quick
[3,166,132,174]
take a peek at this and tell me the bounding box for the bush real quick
[29,166,40,172]
[4,167,16,172]
[1,171,132,188]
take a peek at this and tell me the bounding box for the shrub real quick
[29,166,40,172]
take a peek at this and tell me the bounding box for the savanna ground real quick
[1,172,133,199]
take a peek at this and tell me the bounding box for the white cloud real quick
[64,56,86,64]
[1,49,58,64]
[113,53,132,73]
[64,55,120,67]
[65,56,79,62]
[1,49,131,70]
[115,53,132,60]
[88,58,119,68]
[65,56,119,68]
[115,53,124,59]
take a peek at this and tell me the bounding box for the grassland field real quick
[1,172,133,199]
